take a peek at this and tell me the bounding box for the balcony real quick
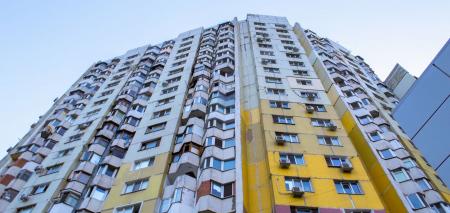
[105,115,123,125]
[96,128,115,140]
[48,202,74,213]
[168,152,200,183]
[91,174,114,189]
[36,147,51,157]
[409,167,426,179]
[78,197,104,213]
[6,178,26,191]
[113,104,129,113]
[119,123,136,133]
[117,94,134,103]
[182,104,207,122]
[111,139,129,150]
[88,143,107,155]
[196,195,235,213]
[424,190,444,205]
[102,155,122,168]
[64,181,85,195]
[75,161,96,175]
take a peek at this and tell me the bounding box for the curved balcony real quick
[64,181,85,195]
[201,146,235,161]
[88,143,107,156]
[119,123,136,133]
[91,174,114,189]
[182,104,207,122]
[196,195,235,213]
[206,111,234,122]
[49,202,75,213]
[36,147,51,157]
[127,110,143,119]
[198,168,235,184]
[113,104,129,114]
[116,94,134,103]
[96,129,115,140]
[6,178,26,191]
[173,134,203,153]
[102,155,122,168]
[3,166,21,177]
[211,74,234,84]
[105,115,123,126]
[111,139,129,150]
[75,161,96,175]
[398,180,422,195]
[78,197,103,213]
[168,152,200,183]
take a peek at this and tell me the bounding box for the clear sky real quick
[0,0,449,157]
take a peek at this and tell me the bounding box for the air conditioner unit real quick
[307,94,316,101]
[279,159,291,169]
[161,81,169,87]
[256,37,264,43]
[327,123,337,131]
[40,126,53,139]
[20,194,29,202]
[291,187,304,197]
[341,162,353,173]
[261,60,268,65]
[306,106,315,113]
[275,136,286,145]
[292,47,299,52]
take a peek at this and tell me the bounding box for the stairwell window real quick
[133,157,155,171]
[378,149,396,159]
[273,115,295,125]
[285,177,312,192]
[334,180,363,195]
[140,138,160,151]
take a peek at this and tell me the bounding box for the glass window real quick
[124,179,149,194]
[391,169,410,182]
[403,158,416,168]
[416,178,432,191]
[317,136,340,146]
[91,187,108,201]
[284,177,313,192]
[134,158,154,170]
[407,193,427,209]
[335,181,363,194]
[379,149,396,159]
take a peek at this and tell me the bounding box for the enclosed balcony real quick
[168,151,201,183]
[196,195,235,213]
[75,161,96,175]
[64,181,85,195]
[78,197,104,213]
[91,174,114,189]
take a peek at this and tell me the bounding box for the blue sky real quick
[0,0,449,156]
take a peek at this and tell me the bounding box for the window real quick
[140,138,160,150]
[379,149,396,159]
[56,148,74,158]
[89,186,108,201]
[263,67,280,73]
[275,132,299,143]
[157,96,175,106]
[361,98,371,105]
[267,88,286,95]
[94,99,107,106]
[368,131,383,141]
[293,70,309,76]
[265,77,282,84]
[61,192,79,207]
[106,81,120,88]
[430,202,450,212]
[161,86,178,95]
[97,164,117,177]
[273,115,294,125]
[81,151,101,164]
[85,109,101,117]
[261,58,276,64]
[297,79,312,86]
[300,91,318,99]
[254,22,265,26]
[269,100,289,109]
[211,182,234,198]
[46,164,63,175]
[145,122,166,134]
[358,115,373,125]
[325,156,348,167]
[202,157,235,171]
[285,177,312,192]
[172,60,186,67]
[280,153,304,165]
[335,181,363,194]
[116,203,141,213]
[31,183,49,195]
[391,168,410,182]
[281,40,294,45]
[406,193,427,209]
[416,178,432,191]
[306,104,326,112]
[403,158,416,168]
[258,43,272,48]
[168,68,183,76]
[311,118,333,127]
[68,133,83,142]
[260,50,274,56]
[131,104,146,113]
[17,205,35,213]
[153,109,171,119]
[318,136,341,146]
[134,158,155,170]
[166,76,181,84]
[289,61,304,67]
[124,179,149,194]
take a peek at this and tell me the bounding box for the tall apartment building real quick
[0,14,448,213]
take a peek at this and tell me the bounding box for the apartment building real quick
[0,14,448,213]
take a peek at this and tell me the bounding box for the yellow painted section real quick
[240,99,386,212]
[241,108,273,213]
[102,153,170,212]
[341,110,408,213]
